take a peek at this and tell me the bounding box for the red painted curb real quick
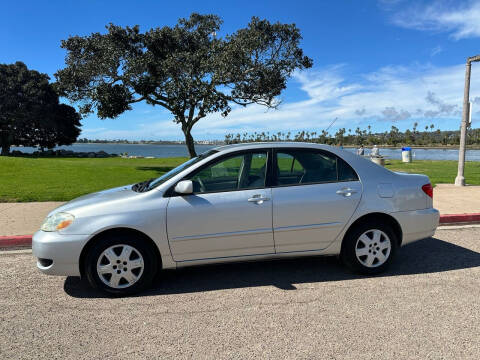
[0,235,32,248]
[439,213,480,224]
[1,213,479,249]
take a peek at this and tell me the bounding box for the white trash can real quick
[402,147,412,163]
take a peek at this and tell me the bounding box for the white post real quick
[469,102,472,125]
[455,60,472,186]
[456,55,480,186]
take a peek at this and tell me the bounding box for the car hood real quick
[48,184,139,216]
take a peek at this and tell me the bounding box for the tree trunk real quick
[0,134,10,156]
[1,144,10,156]
[183,129,197,158]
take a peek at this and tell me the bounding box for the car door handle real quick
[336,188,358,197]
[248,195,270,204]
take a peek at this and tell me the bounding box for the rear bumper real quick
[391,208,440,245]
[32,230,89,276]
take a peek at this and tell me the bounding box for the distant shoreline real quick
[73,141,222,146]
[341,145,480,150]
[70,142,480,150]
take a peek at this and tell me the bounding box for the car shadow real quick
[64,237,480,299]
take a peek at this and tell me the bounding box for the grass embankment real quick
[0,156,479,202]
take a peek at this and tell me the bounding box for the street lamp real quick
[455,55,480,186]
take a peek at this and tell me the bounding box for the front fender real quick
[61,198,175,269]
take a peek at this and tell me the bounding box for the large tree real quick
[0,62,81,155]
[55,13,312,157]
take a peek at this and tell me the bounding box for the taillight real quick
[422,183,433,199]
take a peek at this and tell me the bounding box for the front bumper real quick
[391,208,440,245]
[32,230,90,276]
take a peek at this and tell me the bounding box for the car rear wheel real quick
[85,234,157,296]
[341,221,398,274]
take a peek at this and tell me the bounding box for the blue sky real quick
[2,0,480,140]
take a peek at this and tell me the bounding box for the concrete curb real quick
[0,235,33,249]
[439,213,480,225]
[1,213,480,250]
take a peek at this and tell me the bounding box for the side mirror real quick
[174,180,193,195]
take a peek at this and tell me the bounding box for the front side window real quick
[147,149,218,191]
[189,151,268,193]
[274,149,358,186]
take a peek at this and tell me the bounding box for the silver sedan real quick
[33,143,439,295]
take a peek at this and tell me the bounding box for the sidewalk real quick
[1,185,480,237]
[433,184,480,215]
[0,202,65,236]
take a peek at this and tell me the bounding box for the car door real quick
[272,148,362,253]
[166,150,274,262]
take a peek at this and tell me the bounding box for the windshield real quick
[145,149,218,191]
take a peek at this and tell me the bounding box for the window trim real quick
[164,147,360,196]
[165,148,273,197]
[271,148,359,188]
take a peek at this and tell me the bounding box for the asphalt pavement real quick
[1,227,480,359]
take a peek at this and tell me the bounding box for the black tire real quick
[84,233,158,296]
[341,221,398,275]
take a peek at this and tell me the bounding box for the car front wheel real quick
[85,235,157,296]
[341,221,398,274]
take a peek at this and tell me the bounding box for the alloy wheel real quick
[355,229,392,268]
[96,244,145,289]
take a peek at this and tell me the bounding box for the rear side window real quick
[276,153,306,185]
[274,149,358,186]
[337,157,359,181]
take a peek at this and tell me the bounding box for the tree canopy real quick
[55,13,313,157]
[0,62,81,155]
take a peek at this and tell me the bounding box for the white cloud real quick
[391,1,480,40]
[82,62,479,140]
[381,107,411,121]
[431,45,443,56]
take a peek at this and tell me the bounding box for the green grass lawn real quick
[0,156,186,202]
[385,160,480,186]
[0,156,479,202]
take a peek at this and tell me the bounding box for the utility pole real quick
[455,55,480,186]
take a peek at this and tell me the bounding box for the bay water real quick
[10,143,480,161]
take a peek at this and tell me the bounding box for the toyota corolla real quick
[33,143,439,295]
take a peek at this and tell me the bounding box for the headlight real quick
[41,212,75,232]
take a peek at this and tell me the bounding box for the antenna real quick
[324,117,338,133]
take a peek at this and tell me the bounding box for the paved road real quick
[1,227,480,359]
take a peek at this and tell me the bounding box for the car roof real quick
[212,142,337,153]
